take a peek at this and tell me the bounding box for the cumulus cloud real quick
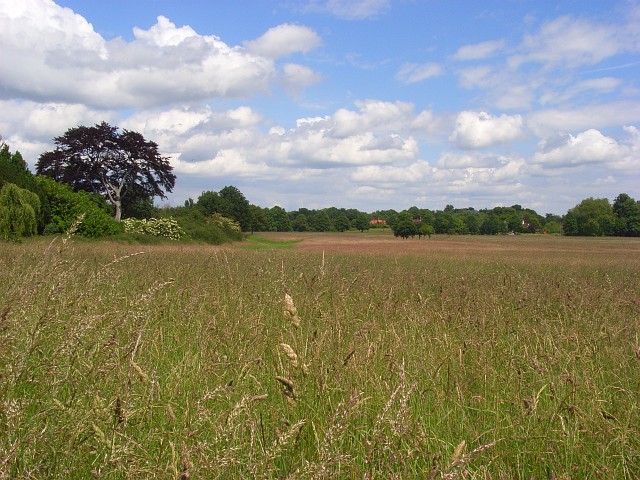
[449,111,523,149]
[244,24,322,58]
[0,1,325,109]
[396,63,443,84]
[532,128,639,171]
[132,15,198,47]
[453,39,506,60]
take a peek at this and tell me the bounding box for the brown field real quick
[249,231,640,266]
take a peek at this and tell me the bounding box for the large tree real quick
[36,122,175,221]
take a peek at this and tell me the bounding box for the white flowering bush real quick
[209,213,242,234]
[122,217,185,240]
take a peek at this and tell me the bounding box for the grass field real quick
[1,232,639,479]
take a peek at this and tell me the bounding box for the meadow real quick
[0,231,638,479]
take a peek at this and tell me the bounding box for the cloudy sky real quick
[1,0,639,214]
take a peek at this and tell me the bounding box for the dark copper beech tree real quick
[37,122,175,221]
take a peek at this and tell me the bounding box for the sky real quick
[1,0,639,215]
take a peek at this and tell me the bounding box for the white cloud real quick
[453,39,506,61]
[282,63,323,95]
[527,101,640,137]
[396,63,443,84]
[244,24,321,58]
[509,16,624,69]
[133,15,198,47]
[449,111,523,149]
[532,128,639,171]
[0,1,326,109]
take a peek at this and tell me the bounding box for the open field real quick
[1,232,639,478]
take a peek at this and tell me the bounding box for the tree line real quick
[2,122,639,241]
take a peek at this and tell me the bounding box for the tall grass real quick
[0,235,638,478]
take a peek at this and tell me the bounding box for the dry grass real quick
[0,232,639,478]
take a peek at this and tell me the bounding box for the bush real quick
[209,213,243,241]
[35,177,122,238]
[155,206,244,244]
[0,183,40,240]
[122,217,185,240]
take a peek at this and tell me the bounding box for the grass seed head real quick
[279,343,299,367]
[283,293,301,327]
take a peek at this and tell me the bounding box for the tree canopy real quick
[36,122,175,221]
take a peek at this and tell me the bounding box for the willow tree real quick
[36,122,175,221]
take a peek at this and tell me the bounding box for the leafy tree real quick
[292,213,309,232]
[219,186,251,231]
[249,205,268,233]
[268,206,291,232]
[35,177,121,238]
[36,122,175,222]
[196,186,251,231]
[613,193,640,237]
[0,183,39,240]
[479,214,504,235]
[563,197,616,236]
[460,211,480,234]
[1,142,49,231]
[333,211,351,232]
[392,212,418,239]
[197,190,228,215]
[418,223,435,239]
[543,220,562,235]
[311,211,332,232]
[352,213,371,232]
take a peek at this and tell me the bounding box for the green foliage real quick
[197,186,251,231]
[155,205,243,243]
[249,205,268,233]
[392,212,418,239]
[35,177,122,238]
[612,193,640,237]
[0,183,40,240]
[352,213,371,232]
[563,197,616,236]
[310,210,331,232]
[209,213,243,239]
[418,223,435,238]
[291,213,309,232]
[122,217,185,240]
[268,206,292,232]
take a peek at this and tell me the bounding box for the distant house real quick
[370,219,387,225]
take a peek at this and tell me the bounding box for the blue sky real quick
[1,0,639,214]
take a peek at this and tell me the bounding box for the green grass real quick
[0,235,638,478]
[237,234,301,250]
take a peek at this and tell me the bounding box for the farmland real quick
[1,232,639,478]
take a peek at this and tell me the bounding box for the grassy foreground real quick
[1,234,639,479]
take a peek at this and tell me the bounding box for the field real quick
[1,231,639,479]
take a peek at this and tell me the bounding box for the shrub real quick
[0,182,40,240]
[35,177,122,238]
[122,217,185,240]
[209,213,243,241]
[155,206,244,244]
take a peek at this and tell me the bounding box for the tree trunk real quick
[114,199,122,222]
